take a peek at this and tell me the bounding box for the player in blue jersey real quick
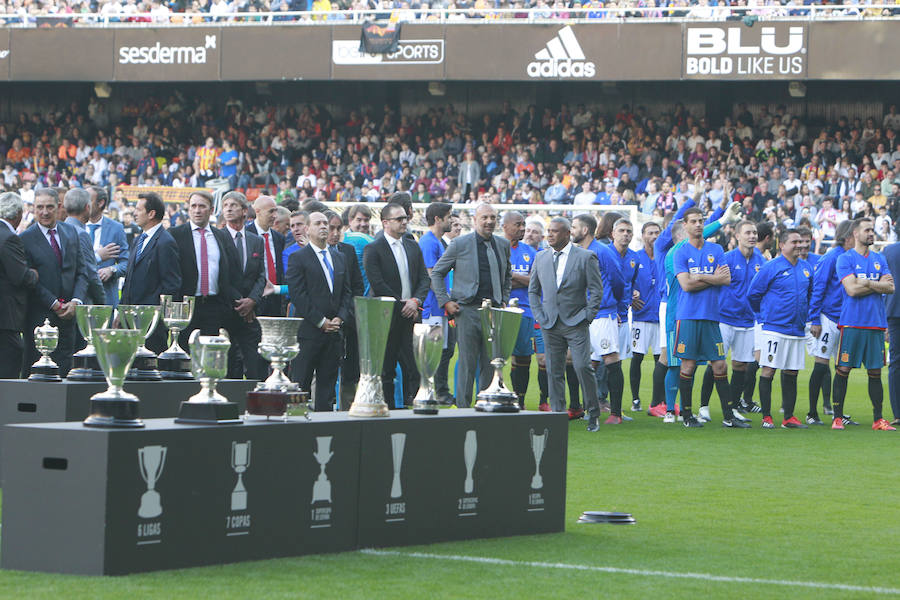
[805,220,854,424]
[831,218,896,431]
[630,221,662,414]
[611,218,640,413]
[748,229,814,429]
[740,221,776,413]
[503,211,540,410]
[674,207,748,428]
[798,227,820,270]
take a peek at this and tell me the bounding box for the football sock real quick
[808,361,828,416]
[678,371,694,417]
[699,366,714,409]
[665,366,679,411]
[566,364,581,410]
[510,362,530,409]
[782,372,798,420]
[651,359,667,407]
[607,360,624,416]
[869,372,884,421]
[832,370,848,419]
[744,361,759,403]
[821,364,832,407]
[759,374,773,418]
[730,369,746,411]
[630,352,644,403]
[595,359,608,403]
[714,373,732,418]
[537,364,548,404]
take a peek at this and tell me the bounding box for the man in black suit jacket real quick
[327,210,364,410]
[222,191,266,380]
[20,188,88,377]
[364,203,430,407]
[287,211,353,412]
[247,195,286,317]
[120,192,182,355]
[169,190,241,350]
[0,192,39,378]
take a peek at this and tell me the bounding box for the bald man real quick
[247,195,286,317]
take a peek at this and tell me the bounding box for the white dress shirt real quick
[552,242,572,288]
[38,222,65,260]
[253,220,277,265]
[136,222,162,256]
[191,222,220,295]
[308,240,333,293]
[384,232,411,299]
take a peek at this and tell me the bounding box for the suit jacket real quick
[231,228,267,305]
[20,220,88,311]
[884,242,900,318]
[364,234,430,309]
[247,223,285,316]
[334,241,365,298]
[286,243,352,340]
[528,244,604,329]
[89,215,130,306]
[0,222,38,331]
[64,216,105,305]
[430,231,512,308]
[120,225,182,306]
[169,223,240,303]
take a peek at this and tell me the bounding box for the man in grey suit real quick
[431,203,512,408]
[62,188,105,306]
[528,217,604,432]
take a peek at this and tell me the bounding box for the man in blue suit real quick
[62,188,105,307]
[120,192,181,354]
[883,240,900,425]
[87,186,129,307]
[20,188,88,377]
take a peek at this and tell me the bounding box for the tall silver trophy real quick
[411,323,443,415]
[246,316,310,420]
[28,318,61,381]
[83,328,146,428]
[475,298,524,413]
[157,295,195,380]
[118,304,163,381]
[69,304,115,381]
[348,296,395,418]
[175,329,241,424]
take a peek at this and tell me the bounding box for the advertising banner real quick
[113,28,221,81]
[331,23,445,80]
[682,22,808,80]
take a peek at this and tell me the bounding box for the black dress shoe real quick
[587,416,600,432]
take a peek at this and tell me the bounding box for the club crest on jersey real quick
[524,255,530,262]
[630,260,636,268]
[677,342,686,353]
[841,352,850,363]
[875,262,881,271]
[706,254,714,263]
[755,264,760,272]
[803,269,810,277]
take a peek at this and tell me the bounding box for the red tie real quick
[198,227,209,296]
[48,228,62,266]
[263,232,277,283]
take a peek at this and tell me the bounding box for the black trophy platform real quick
[0,410,567,575]
[0,379,255,481]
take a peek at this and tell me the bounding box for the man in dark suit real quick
[20,188,88,377]
[430,203,512,407]
[528,217,604,432]
[0,192,39,378]
[247,195,286,317]
[884,240,900,424]
[287,211,353,412]
[364,203,430,407]
[120,192,181,355]
[222,191,266,380]
[62,188,105,307]
[87,186,129,308]
[169,190,241,350]
[327,210,364,410]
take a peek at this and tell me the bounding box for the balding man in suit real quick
[0,192,39,378]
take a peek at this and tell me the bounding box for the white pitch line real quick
[359,549,900,595]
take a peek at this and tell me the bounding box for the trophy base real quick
[348,401,390,418]
[175,401,242,425]
[474,396,521,413]
[69,354,105,381]
[245,389,310,420]
[83,394,145,428]
[157,354,193,380]
[412,399,439,415]
[66,369,107,382]
[28,364,61,382]
[126,354,162,381]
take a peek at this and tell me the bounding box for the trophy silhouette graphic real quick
[312,436,333,504]
[390,433,406,498]
[231,441,251,511]
[463,430,477,494]
[529,428,548,490]
[138,445,167,518]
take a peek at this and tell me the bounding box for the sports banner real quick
[359,21,401,54]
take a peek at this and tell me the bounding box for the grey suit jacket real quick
[64,217,105,305]
[528,244,603,329]
[430,231,512,308]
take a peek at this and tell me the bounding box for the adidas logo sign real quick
[527,26,596,79]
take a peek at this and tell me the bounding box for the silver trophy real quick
[246,317,310,420]
[138,445,167,518]
[411,323,443,415]
[69,304,115,381]
[83,328,146,428]
[311,436,333,504]
[348,297,396,418]
[175,329,241,424]
[530,428,548,490]
[28,318,61,381]
[230,441,251,511]
[117,304,163,381]
[157,295,195,380]
[463,430,477,494]
[390,432,406,498]
[475,298,524,412]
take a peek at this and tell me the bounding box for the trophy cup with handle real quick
[157,295,195,380]
[348,297,395,418]
[411,323,443,415]
[28,318,61,381]
[118,304,163,381]
[138,445,167,518]
[83,328,146,428]
[175,329,242,424]
[246,316,311,420]
[230,441,251,511]
[69,304,114,381]
[475,299,524,412]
